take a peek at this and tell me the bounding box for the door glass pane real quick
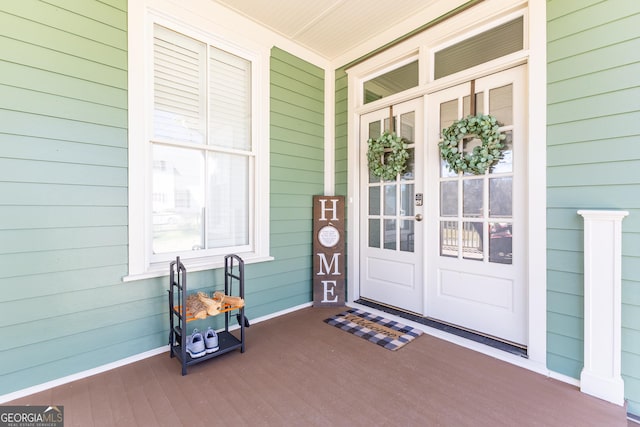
[152,145,205,253]
[462,136,483,176]
[369,186,380,215]
[400,184,414,217]
[440,221,458,257]
[463,179,483,217]
[492,131,513,174]
[401,147,415,181]
[440,155,458,178]
[489,84,513,126]
[400,111,415,141]
[440,99,459,177]
[400,220,414,253]
[368,121,381,138]
[440,181,457,216]
[400,111,415,182]
[368,121,382,183]
[489,222,512,264]
[369,167,380,183]
[369,219,380,248]
[489,177,512,217]
[384,219,396,250]
[383,185,396,215]
[384,117,396,134]
[463,93,484,116]
[440,99,458,132]
[462,221,483,261]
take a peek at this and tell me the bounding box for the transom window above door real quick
[433,16,523,80]
[363,59,419,104]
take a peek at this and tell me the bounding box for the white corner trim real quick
[578,209,628,406]
[525,0,547,369]
[325,67,336,196]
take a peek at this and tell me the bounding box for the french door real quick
[357,66,527,345]
[426,65,527,345]
[359,98,424,313]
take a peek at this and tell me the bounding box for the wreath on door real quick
[439,114,506,175]
[367,131,409,180]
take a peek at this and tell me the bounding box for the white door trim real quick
[345,0,547,372]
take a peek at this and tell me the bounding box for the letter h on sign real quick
[313,195,345,306]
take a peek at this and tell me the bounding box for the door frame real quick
[343,2,548,373]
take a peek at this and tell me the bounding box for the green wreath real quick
[367,131,409,181]
[439,114,505,175]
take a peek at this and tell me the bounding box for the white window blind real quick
[153,25,206,144]
[151,24,253,259]
[209,47,252,151]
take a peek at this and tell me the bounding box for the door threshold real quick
[355,298,527,358]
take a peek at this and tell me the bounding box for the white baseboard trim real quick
[0,346,168,404]
[0,302,314,404]
[247,302,313,325]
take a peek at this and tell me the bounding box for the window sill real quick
[122,254,274,282]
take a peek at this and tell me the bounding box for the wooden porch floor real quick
[8,307,630,426]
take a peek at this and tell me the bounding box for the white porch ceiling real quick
[210,0,453,60]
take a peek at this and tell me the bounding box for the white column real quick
[577,209,628,405]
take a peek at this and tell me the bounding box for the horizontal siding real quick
[547,62,640,105]
[0,0,153,397]
[0,3,327,399]
[547,135,640,166]
[547,0,640,415]
[262,46,324,317]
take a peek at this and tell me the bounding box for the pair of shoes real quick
[204,327,219,353]
[186,329,206,358]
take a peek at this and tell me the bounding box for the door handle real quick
[415,214,423,222]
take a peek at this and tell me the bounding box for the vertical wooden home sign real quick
[313,195,345,307]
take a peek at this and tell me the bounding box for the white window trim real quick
[125,2,272,281]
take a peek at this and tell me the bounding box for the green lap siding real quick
[0,1,324,396]
[547,0,640,415]
[267,46,324,314]
[0,0,132,394]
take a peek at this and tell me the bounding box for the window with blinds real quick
[434,17,524,80]
[151,24,253,259]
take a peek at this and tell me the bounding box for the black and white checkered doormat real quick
[324,308,423,351]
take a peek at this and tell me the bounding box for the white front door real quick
[426,66,527,345]
[359,98,424,313]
